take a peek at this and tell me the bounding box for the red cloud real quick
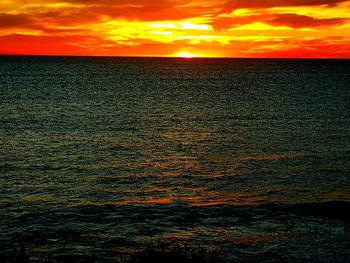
[0,34,107,55]
[246,38,350,58]
[0,33,181,56]
[212,13,348,30]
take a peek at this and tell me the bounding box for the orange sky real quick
[1,0,350,57]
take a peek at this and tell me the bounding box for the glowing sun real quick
[176,52,197,58]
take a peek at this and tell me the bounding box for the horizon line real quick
[1,54,350,60]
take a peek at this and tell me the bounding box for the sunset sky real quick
[1,0,350,57]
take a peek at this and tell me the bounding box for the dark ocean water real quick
[0,56,350,262]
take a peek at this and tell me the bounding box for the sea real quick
[0,56,349,262]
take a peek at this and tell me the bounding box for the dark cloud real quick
[0,1,215,29]
[212,15,267,30]
[223,0,348,12]
[86,4,214,21]
[268,13,347,28]
[0,14,33,27]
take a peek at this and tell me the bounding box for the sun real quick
[176,52,197,58]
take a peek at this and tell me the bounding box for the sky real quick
[0,0,350,57]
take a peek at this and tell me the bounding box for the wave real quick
[69,200,350,222]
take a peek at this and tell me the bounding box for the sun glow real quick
[176,52,197,58]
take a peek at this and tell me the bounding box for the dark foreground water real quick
[0,56,350,262]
